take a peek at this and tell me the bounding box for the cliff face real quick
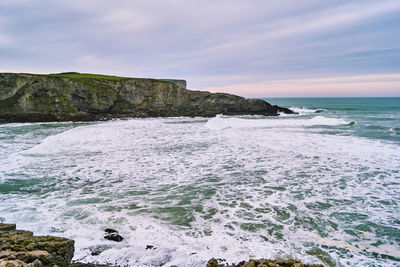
[0,73,294,123]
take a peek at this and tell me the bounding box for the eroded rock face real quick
[0,73,294,123]
[0,224,16,232]
[0,223,74,267]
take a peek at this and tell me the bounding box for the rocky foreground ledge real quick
[0,223,323,267]
[0,72,294,123]
[0,223,74,266]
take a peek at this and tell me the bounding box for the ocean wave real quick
[205,115,348,130]
[0,121,78,128]
[288,107,321,114]
[2,116,400,266]
[389,127,400,135]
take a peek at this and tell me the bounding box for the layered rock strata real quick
[0,224,74,267]
[0,73,294,123]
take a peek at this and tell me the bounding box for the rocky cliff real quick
[0,73,294,123]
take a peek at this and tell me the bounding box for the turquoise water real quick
[266,97,400,143]
[0,98,399,266]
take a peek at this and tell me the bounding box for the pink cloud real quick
[205,74,400,97]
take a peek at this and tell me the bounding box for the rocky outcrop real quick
[207,258,324,267]
[160,79,187,88]
[103,229,123,242]
[1,224,323,267]
[0,224,74,267]
[0,73,294,123]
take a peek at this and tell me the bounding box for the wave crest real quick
[205,115,348,130]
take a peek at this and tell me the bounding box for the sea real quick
[0,97,399,267]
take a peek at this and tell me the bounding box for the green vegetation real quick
[49,72,134,81]
[48,73,185,88]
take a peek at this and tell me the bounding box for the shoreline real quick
[0,223,324,267]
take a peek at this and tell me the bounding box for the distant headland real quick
[0,72,294,123]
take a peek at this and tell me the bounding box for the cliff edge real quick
[0,73,294,123]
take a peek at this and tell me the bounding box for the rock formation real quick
[0,73,294,123]
[103,229,123,242]
[0,223,74,267]
[0,224,324,267]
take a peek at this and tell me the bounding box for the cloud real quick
[0,32,12,46]
[0,0,399,96]
[208,74,400,97]
[163,1,400,61]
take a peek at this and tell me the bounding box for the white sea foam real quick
[288,106,320,114]
[0,121,75,128]
[0,116,399,267]
[205,115,348,130]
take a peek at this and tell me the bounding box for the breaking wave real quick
[205,115,348,130]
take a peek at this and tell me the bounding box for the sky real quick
[0,0,399,97]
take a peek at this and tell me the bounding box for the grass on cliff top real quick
[49,72,184,83]
[49,72,136,81]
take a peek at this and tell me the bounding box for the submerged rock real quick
[89,245,112,256]
[104,229,118,234]
[0,73,295,123]
[103,229,123,242]
[0,223,74,267]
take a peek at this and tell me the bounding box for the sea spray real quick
[1,98,399,266]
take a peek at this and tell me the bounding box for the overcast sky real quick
[1,0,399,97]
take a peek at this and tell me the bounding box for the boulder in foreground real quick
[0,223,74,267]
